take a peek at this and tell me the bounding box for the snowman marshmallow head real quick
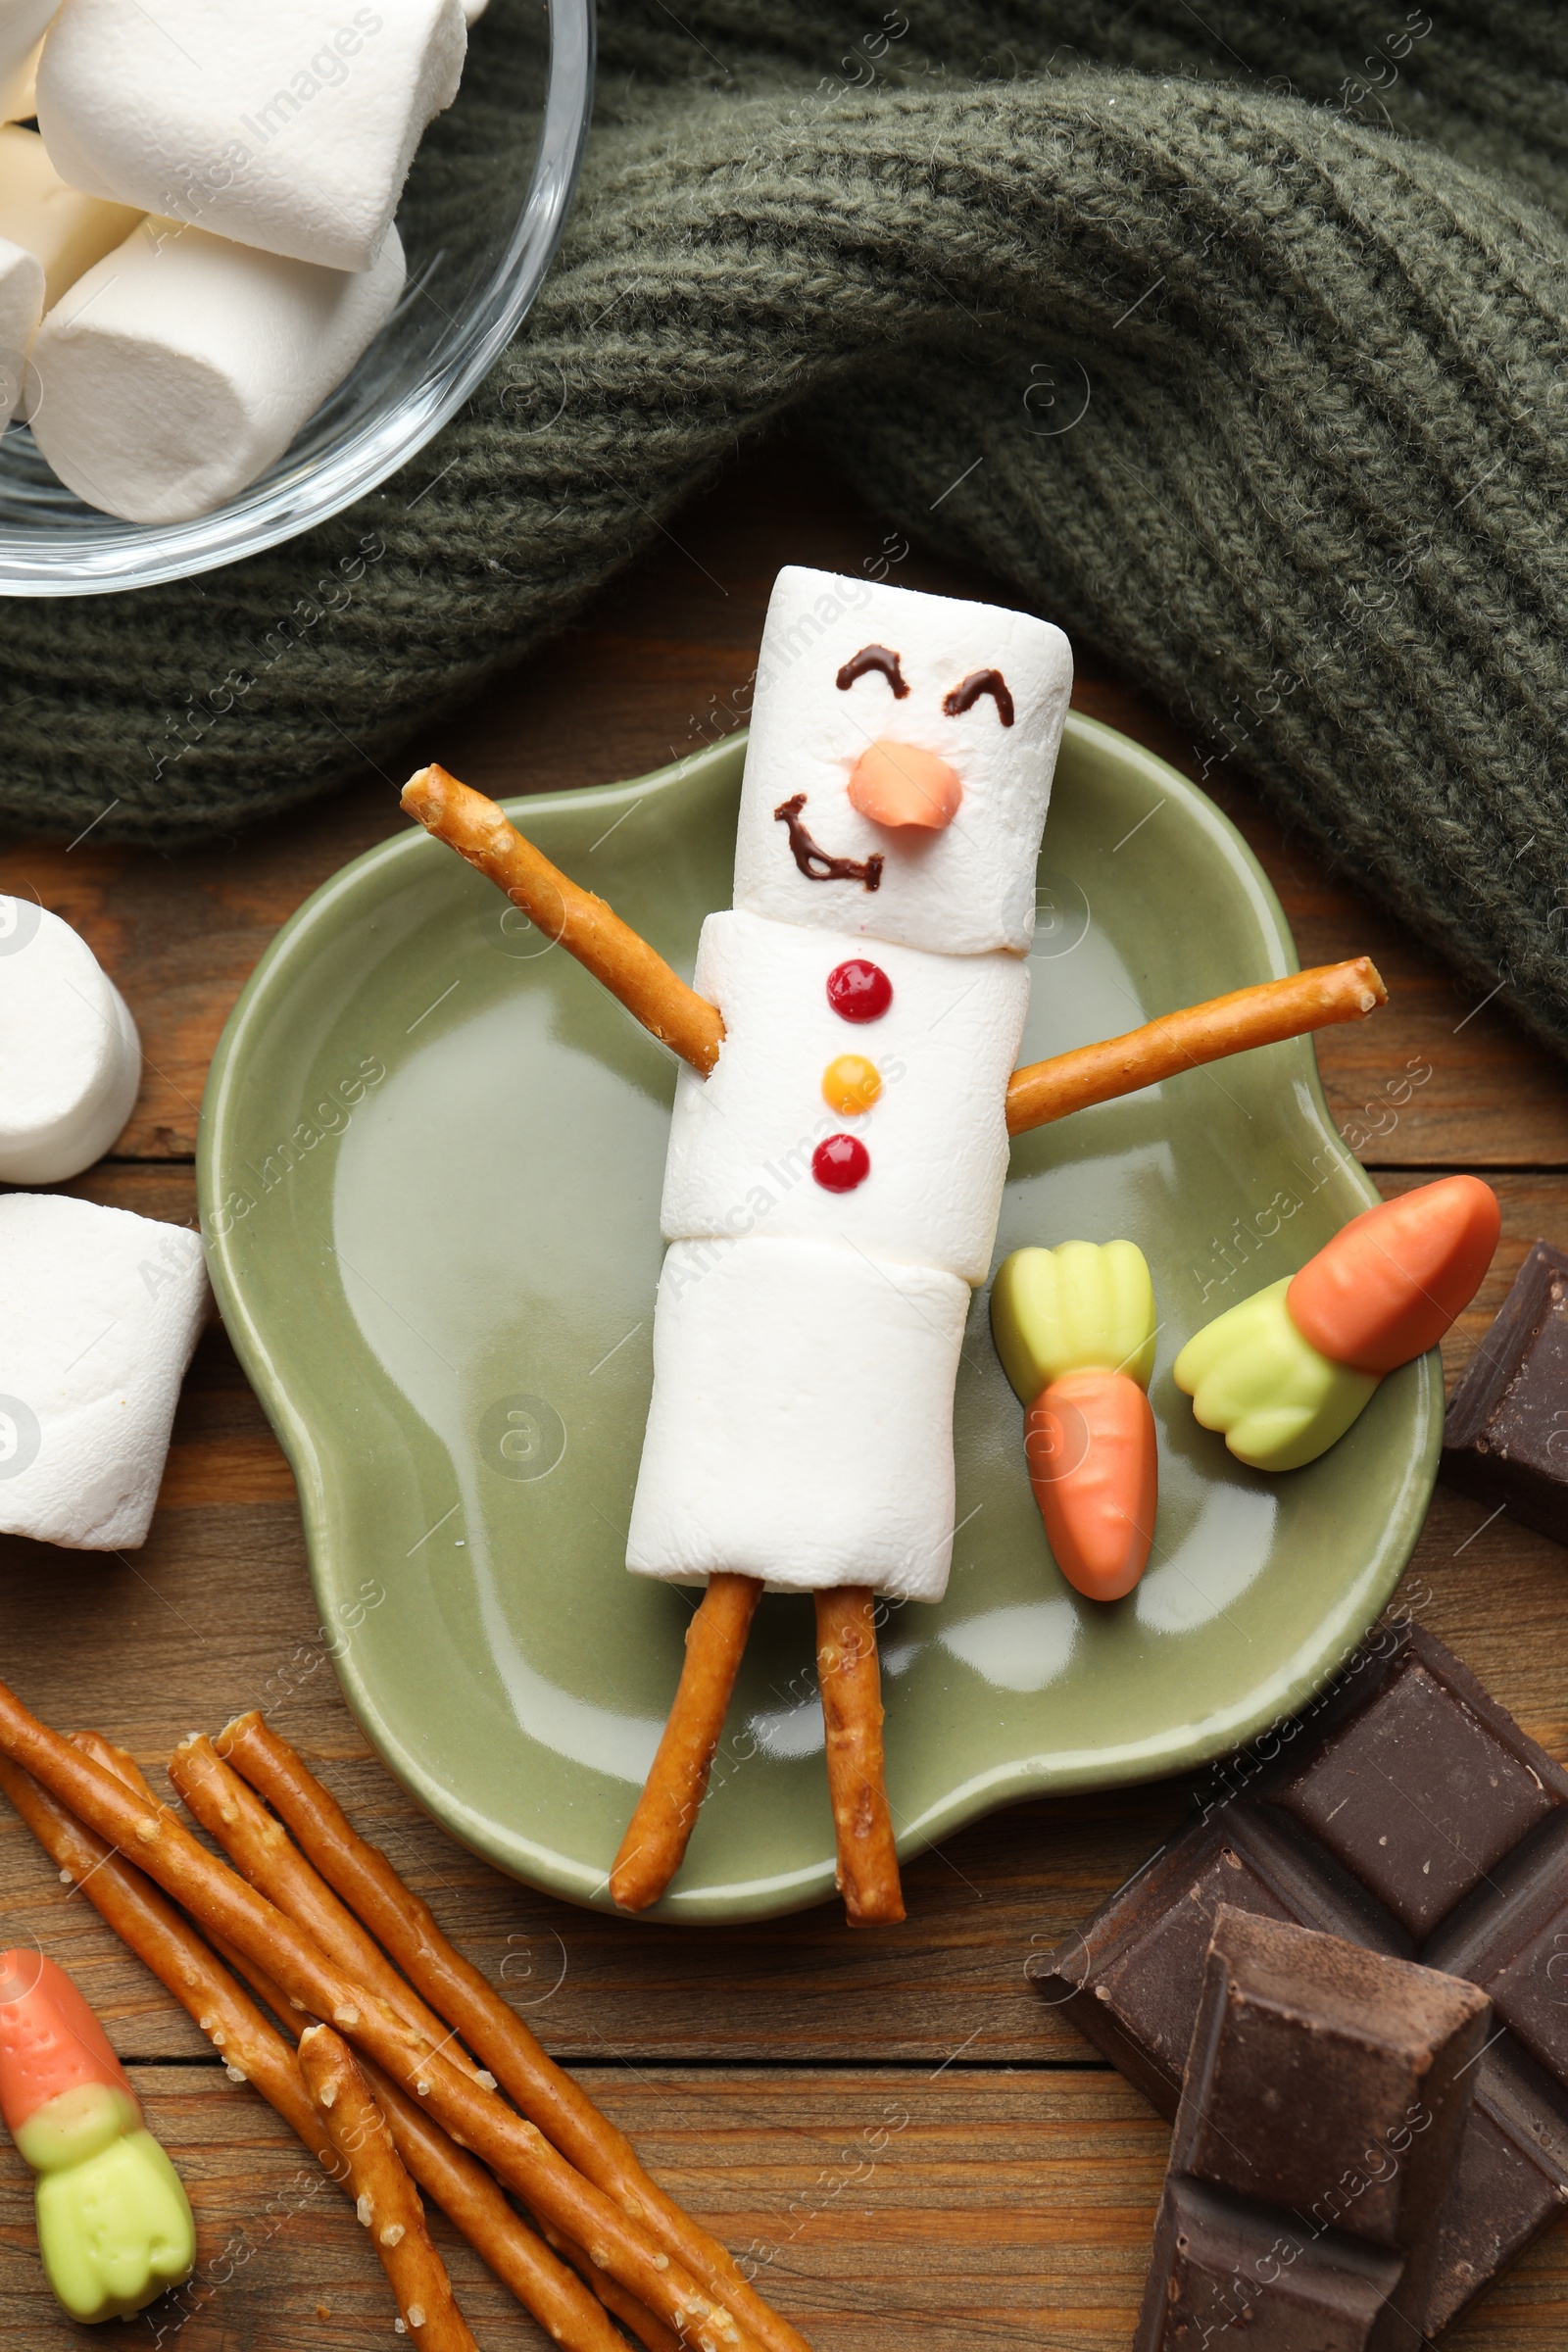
[732,566,1074,957]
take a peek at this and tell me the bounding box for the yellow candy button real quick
[821,1054,882,1115]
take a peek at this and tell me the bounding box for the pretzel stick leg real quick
[403,765,726,1076]
[23,1745,628,2352]
[611,1573,763,1913]
[814,1589,904,1928]
[0,1683,766,2352]
[215,1710,811,2352]
[1004,957,1387,1137]
[301,2025,478,2352]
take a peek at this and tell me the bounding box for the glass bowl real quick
[0,0,594,596]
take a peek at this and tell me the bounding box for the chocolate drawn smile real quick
[773,795,884,890]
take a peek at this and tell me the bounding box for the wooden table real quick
[4,436,1567,2350]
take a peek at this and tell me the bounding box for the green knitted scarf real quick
[5,4,1567,1055]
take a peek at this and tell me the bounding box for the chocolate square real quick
[1135,2177,1402,2352]
[1263,1646,1565,1938]
[1175,1912,1488,2259]
[1443,1240,1568,1544]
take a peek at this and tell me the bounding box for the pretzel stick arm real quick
[1005,957,1386,1136]
[814,1588,904,1928]
[0,1682,768,2352]
[301,2025,478,2352]
[612,1572,763,1913]
[403,764,726,1076]
[215,1710,810,2352]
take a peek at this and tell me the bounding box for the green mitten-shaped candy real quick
[33,2115,196,2324]
[991,1238,1157,1403]
[1172,1278,1378,1472]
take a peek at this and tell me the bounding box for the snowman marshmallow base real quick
[403,565,1388,1928]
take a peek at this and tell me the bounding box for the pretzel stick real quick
[168,1734,489,2084]
[539,2220,683,2352]
[1004,957,1387,1136]
[611,1573,763,1913]
[164,1735,672,2343]
[301,2025,479,2352]
[0,1680,765,2352]
[34,1745,632,2352]
[403,764,726,1076]
[215,1710,808,2352]
[813,1590,903,1928]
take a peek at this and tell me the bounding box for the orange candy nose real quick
[1287,1174,1501,1376]
[846,739,962,831]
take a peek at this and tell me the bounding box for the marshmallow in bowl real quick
[29,219,405,524]
[626,1237,968,1600]
[0,127,142,312]
[0,0,57,115]
[733,565,1072,956]
[662,909,1029,1286]
[0,232,41,409]
[0,1195,209,1550]
[36,0,466,273]
[0,897,140,1185]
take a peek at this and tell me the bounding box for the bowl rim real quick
[0,0,596,598]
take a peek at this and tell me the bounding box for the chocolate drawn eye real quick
[836,644,908,698]
[943,668,1014,725]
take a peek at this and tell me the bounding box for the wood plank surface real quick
[2,430,1567,2348]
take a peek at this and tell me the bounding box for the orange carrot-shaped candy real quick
[1286,1175,1501,1375]
[0,1948,195,2323]
[991,1241,1159,1601]
[1175,1177,1501,1472]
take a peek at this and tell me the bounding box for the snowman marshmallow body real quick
[626,566,1072,1602]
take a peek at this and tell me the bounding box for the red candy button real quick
[812,1133,871,1193]
[826,958,892,1023]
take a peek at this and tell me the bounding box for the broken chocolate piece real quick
[1135,1911,1486,2350]
[1141,2176,1402,2352]
[1443,1240,1568,1545]
[1135,1910,1489,2351]
[1035,1620,1568,2336]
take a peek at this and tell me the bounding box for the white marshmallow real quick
[0,125,142,312]
[37,0,466,272]
[0,897,140,1184]
[0,0,56,94]
[0,33,44,125]
[463,0,486,18]
[662,910,1029,1286]
[733,566,1072,956]
[29,217,405,522]
[0,1195,209,1550]
[0,230,40,411]
[626,1237,968,1600]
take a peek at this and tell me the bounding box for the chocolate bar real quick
[1133,1909,1489,2350]
[1443,1239,1568,1544]
[1036,1620,1568,2334]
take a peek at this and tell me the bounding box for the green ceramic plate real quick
[200,715,1441,1922]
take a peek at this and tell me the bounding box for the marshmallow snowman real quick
[627,567,1072,1604]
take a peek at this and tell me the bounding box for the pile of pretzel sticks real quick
[0,1677,808,2352]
